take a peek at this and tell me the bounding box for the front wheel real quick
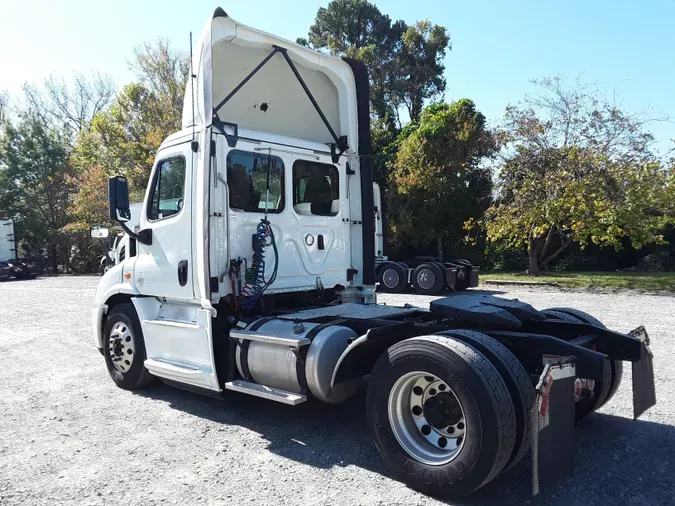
[103,303,157,390]
[366,335,516,498]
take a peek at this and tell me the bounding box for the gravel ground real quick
[1,276,674,505]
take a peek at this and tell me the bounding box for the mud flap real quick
[629,326,656,419]
[532,357,576,496]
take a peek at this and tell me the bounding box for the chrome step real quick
[224,380,307,405]
[230,330,310,349]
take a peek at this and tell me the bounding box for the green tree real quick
[389,100,496,258]
[69,39,188,226]
[0,91,8,127]
[483,76,672,274]
[391,20,450,123]
[302,0,449,127]
[0,113,73,271]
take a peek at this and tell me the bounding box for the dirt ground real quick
[1,276,673,505]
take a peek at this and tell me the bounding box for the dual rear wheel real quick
[366,331,533,498]
[542,307,623,420]
[377,261,471,295]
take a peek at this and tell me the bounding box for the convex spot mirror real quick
[108,175,131,222]
[90,226,110,239]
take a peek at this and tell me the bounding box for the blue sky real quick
[1,0,673,153]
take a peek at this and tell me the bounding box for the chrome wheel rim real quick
[108,322,135,373]
[388,371,466,465]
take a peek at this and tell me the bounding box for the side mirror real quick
[108,175,131,222]
[90,226,110,239]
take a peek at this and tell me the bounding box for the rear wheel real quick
[367,335,516,498]
[411,263,445,295]
[437,329,534,470]
[103,303,158,390]
[542,308,621,420]
[377,262,408,293]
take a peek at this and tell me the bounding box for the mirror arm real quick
[97,239,114,266]
[118,222,152,246]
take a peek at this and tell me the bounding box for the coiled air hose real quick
[240,218,278,310]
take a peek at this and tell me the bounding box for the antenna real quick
[190,31,196,145]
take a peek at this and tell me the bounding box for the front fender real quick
[92,264,140,350]
[94,263,139,306]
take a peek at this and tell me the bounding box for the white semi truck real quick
[92,9,656,498]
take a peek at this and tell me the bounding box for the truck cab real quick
[93,9,374,391]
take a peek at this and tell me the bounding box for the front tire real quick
[103,303,157,390]
[366,335,516,498]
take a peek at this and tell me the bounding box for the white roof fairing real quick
[182,9,360,152]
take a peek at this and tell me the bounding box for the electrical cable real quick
[240,149,279,310]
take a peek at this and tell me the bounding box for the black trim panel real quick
[342,58,375,286]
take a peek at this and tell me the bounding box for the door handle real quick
[178,260,188,286]
[317,235,325,250]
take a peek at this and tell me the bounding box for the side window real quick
[293,160,339,216]
[148,157,187,221]
[227,150,285,213]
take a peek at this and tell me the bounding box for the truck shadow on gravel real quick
[137,385,675,505]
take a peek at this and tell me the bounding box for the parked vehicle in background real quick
[12,257,40,279]
[0,261,11,281]
[0,219,16,264]
[93,203,143,274]
[372,183,479,295]
[0,219,40,281]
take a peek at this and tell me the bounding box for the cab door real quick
[134,142,194,300]
[286,156,349,288]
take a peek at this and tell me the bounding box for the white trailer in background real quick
[91,8,655,499]
[0,219,16,262]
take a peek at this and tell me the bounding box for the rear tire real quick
[103,303,158,390]
[542,308,619,420]
[437,329,534,470]
[547,307,623,408]
[411,263,445,295]
[377,262,408,293]
[366,335,516,498]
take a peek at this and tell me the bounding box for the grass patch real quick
[481,271,675,292]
